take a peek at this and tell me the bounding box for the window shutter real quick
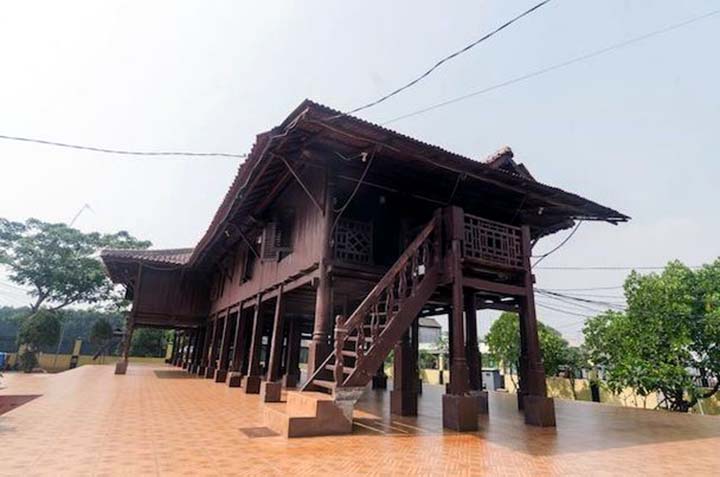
[262,221,279,260]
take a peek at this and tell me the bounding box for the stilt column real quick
[308,168,335,375]
[242,295,264,394]
[518,225,555,427]
[391,328,417,416]
[442,206,478,431]
[283,319,302,388]
[261,285,285,402]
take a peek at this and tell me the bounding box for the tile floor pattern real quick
[1,364,719,476]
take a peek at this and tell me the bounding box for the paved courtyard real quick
[1,364,718,476]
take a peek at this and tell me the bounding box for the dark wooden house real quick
[102,100,627,436]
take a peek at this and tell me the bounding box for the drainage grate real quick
[0,395,41,416]
[239,427,279,438]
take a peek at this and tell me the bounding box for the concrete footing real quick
[114,361,128,375]
[523,395,556,427]
[227,372,243,387]
[214,369,228,383]
[242,375,261,394]
[472,390,489,415]
[261,381,283,402]
[390,389,418,416]
[204,367,216,379]
[442,394,479,431]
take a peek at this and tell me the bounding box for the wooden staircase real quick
[265,212,444,437]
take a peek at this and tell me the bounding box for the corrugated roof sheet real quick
[101,248,193,266]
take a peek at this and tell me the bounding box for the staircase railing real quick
[302,210,442,392]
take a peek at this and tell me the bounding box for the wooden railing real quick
[463,213,523,270]
[302,211,442,391]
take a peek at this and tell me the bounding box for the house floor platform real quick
[1,363,718,476]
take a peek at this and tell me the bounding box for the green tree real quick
[561,345,589,400]
[583,260,720,412]
[90,318,114,344]
[130,328,168,358]
[0,218,150,313]
[17,309,61,372]
[485,312,570,387]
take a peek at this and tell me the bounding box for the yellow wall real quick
[502,374,719,415]
[5,352,166,373]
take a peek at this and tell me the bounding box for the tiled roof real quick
[101,248,194,266]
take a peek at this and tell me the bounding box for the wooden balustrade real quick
[463,213,524,270]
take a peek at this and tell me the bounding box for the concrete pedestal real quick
[242,375,261,394]
[261,381,283,402]
[227,372,243,387]
[204,367,216,379]
[523,395,556,427]
[214,369,228,383]
[442,394,479,431]
[391,390,418,416]
[114,361,128,375]
[472,390,489,415]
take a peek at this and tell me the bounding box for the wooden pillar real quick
[518,225,555,427]
[228,308,247,387]
[242,295,263,394]
[283,318,302,388]
[442,206,478,431]
[411,316,422,395]
[465,291,488,414]
[372,363,388,390]
[182,330,193,369]
[215,314,232,382]
[115,318,134,375]
[308,168,335,375]
[262,286,285,402]
[171,331,181,366]
[168,331,179,364]
[205,317,220,379]
[197,321,211,375]
[190,327,204,373]
[391,328,418,416]
[464,292,481,391]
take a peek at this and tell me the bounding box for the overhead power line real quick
[536,265,703,270]
[382,7,720,125]
[0,134,248,159]
[339,0,554,117]
[531,221,582,268]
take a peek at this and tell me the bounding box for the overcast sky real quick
[1,1,718,343]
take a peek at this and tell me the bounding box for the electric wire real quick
[333,0,555,118]
[0,134,248,159]
[381,7,720,125]
[531,221,582,268]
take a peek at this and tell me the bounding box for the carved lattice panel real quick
[334,219,373,264]
[464,214,523,269]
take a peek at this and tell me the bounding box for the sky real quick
[1,1,719,343]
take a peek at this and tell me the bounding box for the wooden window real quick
[261,208,295,260]
[241,247,256,283]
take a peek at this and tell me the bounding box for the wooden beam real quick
[462,277,527,297]
[276,154,324,214]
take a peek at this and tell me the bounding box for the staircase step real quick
[341,350,357,357]
[312,379,337,391]
[263,391,353,438]
[347,336,373,343]
[325,364,356,374]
